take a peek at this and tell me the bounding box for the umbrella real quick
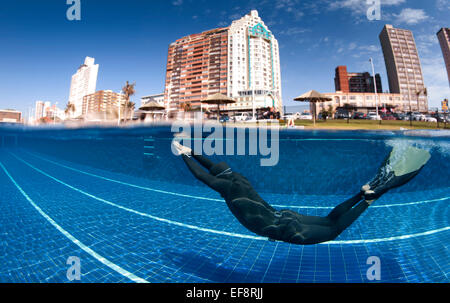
[139,101,165,121]
[201,93,236,121]
[294,90,332,126]
[139,101,165,111]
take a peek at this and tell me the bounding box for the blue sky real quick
[0,0,449,115]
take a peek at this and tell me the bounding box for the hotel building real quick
[141,93,165,107]
[164,10,282,117]
[82,90,126,117]
[68,57,99,118]
[0,110,22,123]
[379,25,428,112]
[334,66,382,93]
[318,91,402,115]
[437,28,450,87]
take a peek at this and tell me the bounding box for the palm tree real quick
[127,101,135,120]
[122,81,136,123]
[65,103,75,119]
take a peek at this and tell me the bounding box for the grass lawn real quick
[278,119,450,130]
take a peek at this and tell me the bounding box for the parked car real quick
[233,112,251,122]
[381,113,397,120]
[219,115,230,123]
[352,112,366,119]
[283,112,299,120]
[423,115,437,123]
[335,112,350,119]
[367,112,382,120]
[393,113,405,120]
[411,112,426,121]
[431,113,449,123]
[298,112,313,120]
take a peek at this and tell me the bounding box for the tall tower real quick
[163,10,283,116]
[164,28,229,114]
[68,57,99,117]
[379,25,427,112]
[437,28,450,87]
[228,10,282,113]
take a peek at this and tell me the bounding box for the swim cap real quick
[209,162,231,176]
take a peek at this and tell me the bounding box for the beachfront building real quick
[334,66,382,93]
[164,27,228,115]
[82,90,126,120]
[317,91,403,115]
[379,25,428,112]
[68,57,99,118]
[437,28,450,87]
[164,10,282,118]
[0,109,22,123]
[227,10,282,115]
[35,101,45,121]
[141,93,165,107]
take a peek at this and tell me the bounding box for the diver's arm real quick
[181,154,231,192]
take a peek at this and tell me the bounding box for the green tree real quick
[122,81,136,123]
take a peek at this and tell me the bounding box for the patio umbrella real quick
[139,101,165,121]
[201,93,236,121]
[139,101,165,111]
[294,90,332,126]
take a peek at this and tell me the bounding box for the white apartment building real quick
[141,93,165,107]
[227,10,282,114]
[35,101,45,121]
[68,57,99,117]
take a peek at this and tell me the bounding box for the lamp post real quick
[369,58,379,122]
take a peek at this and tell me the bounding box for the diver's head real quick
[209,162,232,177]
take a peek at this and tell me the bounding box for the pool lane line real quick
[11,152,450,245]
[24,151,450,210]
[0,161,148,283]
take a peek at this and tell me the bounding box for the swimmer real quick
[173,141,430,245]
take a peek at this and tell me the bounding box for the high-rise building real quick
[164,28,228,114]
[227,10,282,113]
[82,90,126,118]
[437,28,450,87]
[164,10,282,116]
[141,94,165,107]
[68,57,99,117]
[379,24,428,112]
[334,66,382,93]
[35,101,45,121]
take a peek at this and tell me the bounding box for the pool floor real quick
[0,149,448,283]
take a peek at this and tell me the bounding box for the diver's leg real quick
[326,193,364,221]
[332,200,371,235]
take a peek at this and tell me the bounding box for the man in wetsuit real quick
[173,141,430,245]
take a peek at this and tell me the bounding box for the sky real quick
[0,0,449,116]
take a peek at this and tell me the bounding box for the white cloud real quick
[421,57,450,108]
[277,27,310,35]
[393,8,429,25]
[436,0,450,11]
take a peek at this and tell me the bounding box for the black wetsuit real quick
[182,153,370,245]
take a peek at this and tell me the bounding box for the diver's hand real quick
[172,141,192,156]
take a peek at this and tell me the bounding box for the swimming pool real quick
[0,125,448,283]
